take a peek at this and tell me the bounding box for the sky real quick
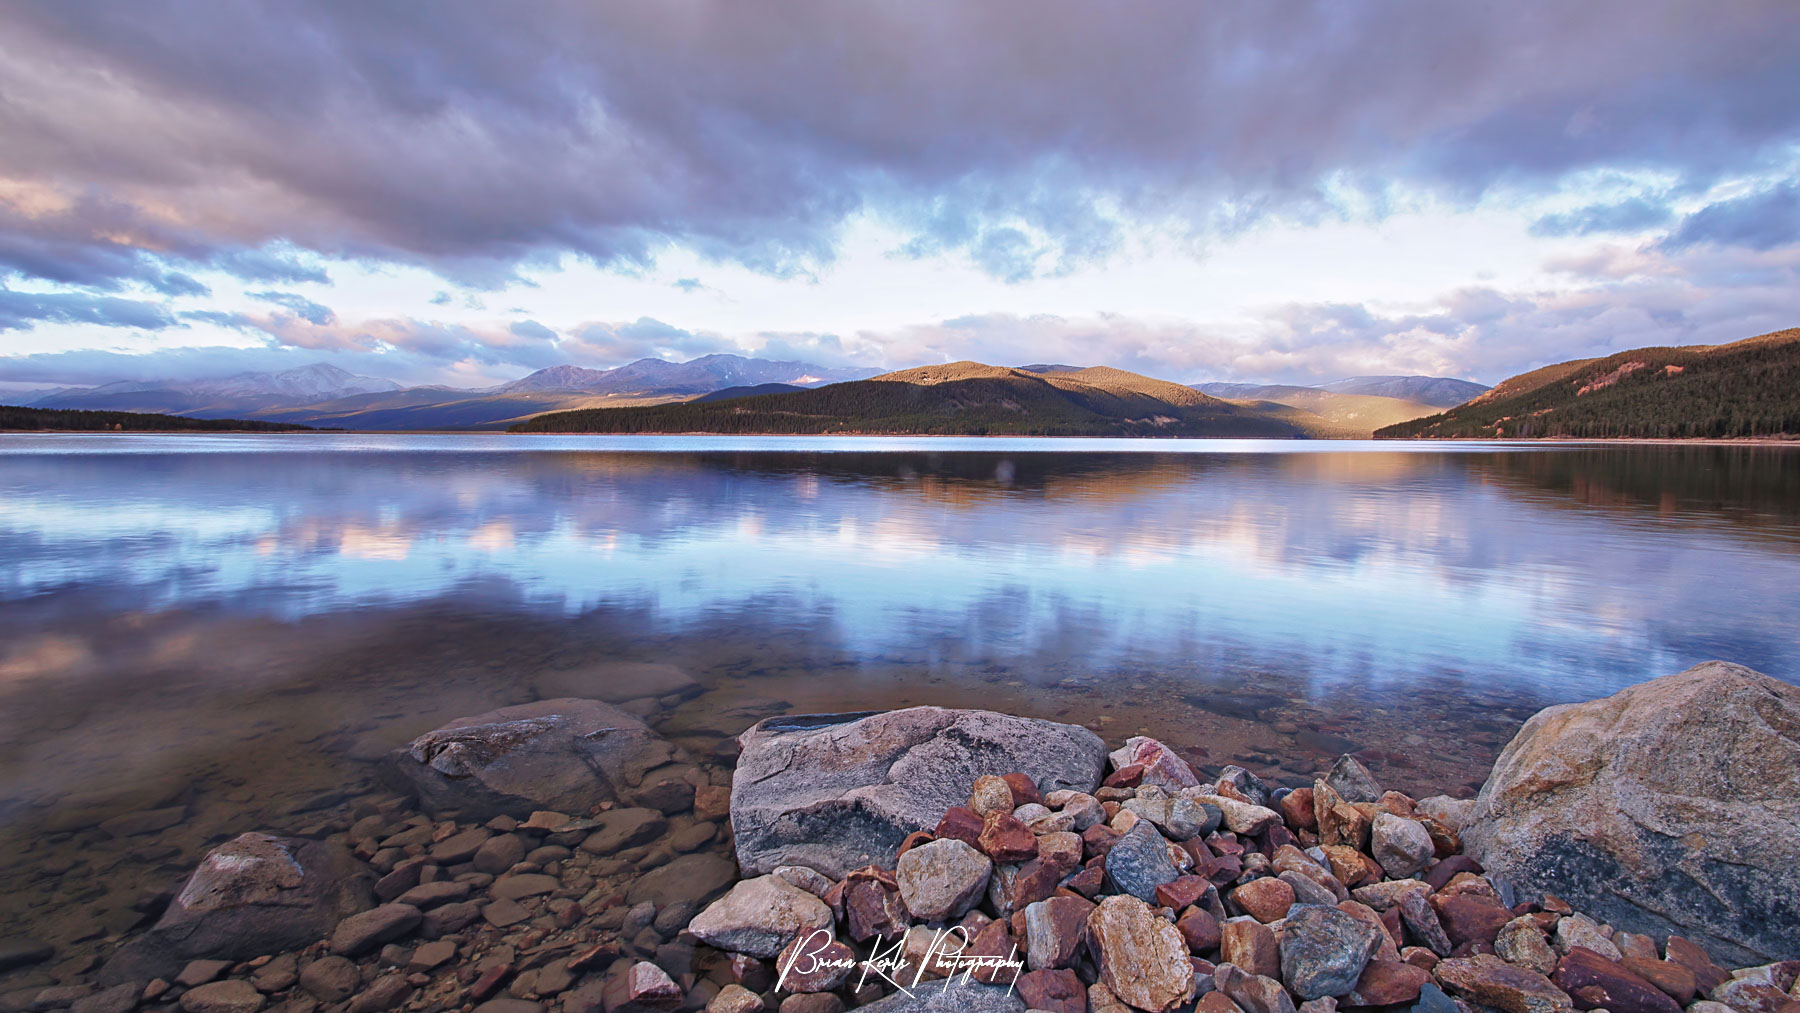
[2,1,1798,392]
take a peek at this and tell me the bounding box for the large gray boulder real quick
[730,707,1108,878]
[389,698,684,820]
[1463,661,1800,966]
[102,833,372,983]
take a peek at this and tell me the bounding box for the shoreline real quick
[6,429,1798,445]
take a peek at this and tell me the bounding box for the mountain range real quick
[21,355,878,431]
[1376,329,1800,439]
[515,362,1373,437]
[1193,376,1489,434]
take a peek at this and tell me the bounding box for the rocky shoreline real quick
[0,663,1794,1013]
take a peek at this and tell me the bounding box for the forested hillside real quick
[1,405,317,432]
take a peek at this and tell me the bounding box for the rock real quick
[1408,983,1456,1013]
[102,834,372,984]
[474,834,529,875]
[389,698,683,821]
[70,983,139,1013]
[428,826,491,862]
[179,980,267,1013]
[1662,936,1730,992]
[851,979,1024,1013]
[1550,947,1682,1013]
[483,897,530,927]
[1197,993,1246,1013]
[1553,914,1623,961]
[395,880,469,908]
[1279,905,1384,1001]
[625,852,736,908]
[1461,661,1800,966]
[420,900,482,937]
[686,876,833,958]
[730,708,1107,878]
[0,938,52,973]
[1220,919,1280,979]
[976,814,1039,863]
[1616,956,1695,1004]
[1397,890,1453,956]
[1109,737,1201,790]
[706,985,764,1013]
[329,904,421,956]
[1494,917,1558,976]
[347,975,412,1013]
[1182,794,1280,836]
[1231,878,1294,923]
[895,839,993,922]
[299,956,361,1002]
[1085,895,1195,1013]
[1177,907,1221,953]
[1433,953,1571,1013]
[475,1002,542,1013]
[602,961,682,1013]
[408,939,457,973]
[1370,814,1433,879]
[843,876,909,942]
[1429,892,1512,948]
[1325,756,1382,804]
[774,932,855,993]
[177,959,232,986]
[778,997,845,1013]
[1213,964,1296,1013]
[1103,822,1179,902]
[1016,969,1085,1013]
[775,866,834,898]
[1022,895,1094,971]
[970,776,1016,818]
[1347,960,1430,1006]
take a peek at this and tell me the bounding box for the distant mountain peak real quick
[503,354,877,395]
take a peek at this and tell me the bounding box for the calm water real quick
[2,434,1798,969]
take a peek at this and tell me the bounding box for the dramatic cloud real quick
[0,286,175,331]
[1530,197,1675,238]
[1,2,1796,289]
[1661,183,1800,252]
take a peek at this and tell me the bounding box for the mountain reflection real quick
[2,437,1798,702]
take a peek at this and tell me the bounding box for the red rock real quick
[1231,878,1294,923]
[1201,854,1243,886]
[1177,907,1222,954]
[843,879,908,943]
[1378,906,1404,951]
[1347,960,1430,1005]
[1002,773,1044,808]
[935,806,985,847]
[1281,789,1317,832]
[1401,947,1438,970]
[1662,936,1730,992]
[470,964,512,1002]
[1081,823,1123,858]
[1430,892,1513,947]
[1220,918,1279,978]
[1016,969,1084,1013]
[1037,832,1083,867]
[1424,854,1483,891]
[1197,992,1245,1013]
[1062,864,1105,898]
[896,831,934,858]
[1320,845,1381,887]
[1617,956,1695,1005]
[1551,947,1681,1013]
[775,933,856,993]
[1105,763,1147,788]
[1418,815,1460,858]
[1336,900,1401,962]
[1539,894,1572,915]
[1022,894,1094,971]
[1434,953,1571,1013]
[1206,832,1245,856]
[963,918,1022,985]
[1011,855,1076,909]
[1154,875,1208,911]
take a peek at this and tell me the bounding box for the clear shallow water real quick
[1,434,1798,968]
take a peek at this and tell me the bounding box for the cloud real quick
[1661,183,1800,252]
[0,2,1794,289]
[249,290,336,325]
[1530,197,1674,237]
[0,286,175,331]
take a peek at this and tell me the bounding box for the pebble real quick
[298,955,360,1002]
[328,903,422,956]
[178,979,267,1013]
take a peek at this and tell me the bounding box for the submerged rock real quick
[388,698,684,821]
[729,708,1107,878]
[102,833,372,983]
[1462,661,1800,966]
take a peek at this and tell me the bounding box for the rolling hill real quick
[512,362,1326,437]
[1194,383,1444,435]
[1,404,317,432]
[1376,329,1800,439]
[1317,375,1489,406]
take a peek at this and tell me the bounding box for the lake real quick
[2,434,1798,971]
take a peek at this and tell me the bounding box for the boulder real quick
[729,708,1107,878]
[102,833,372,983]
[389,698,684,820]
[1462,662,1800,966]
